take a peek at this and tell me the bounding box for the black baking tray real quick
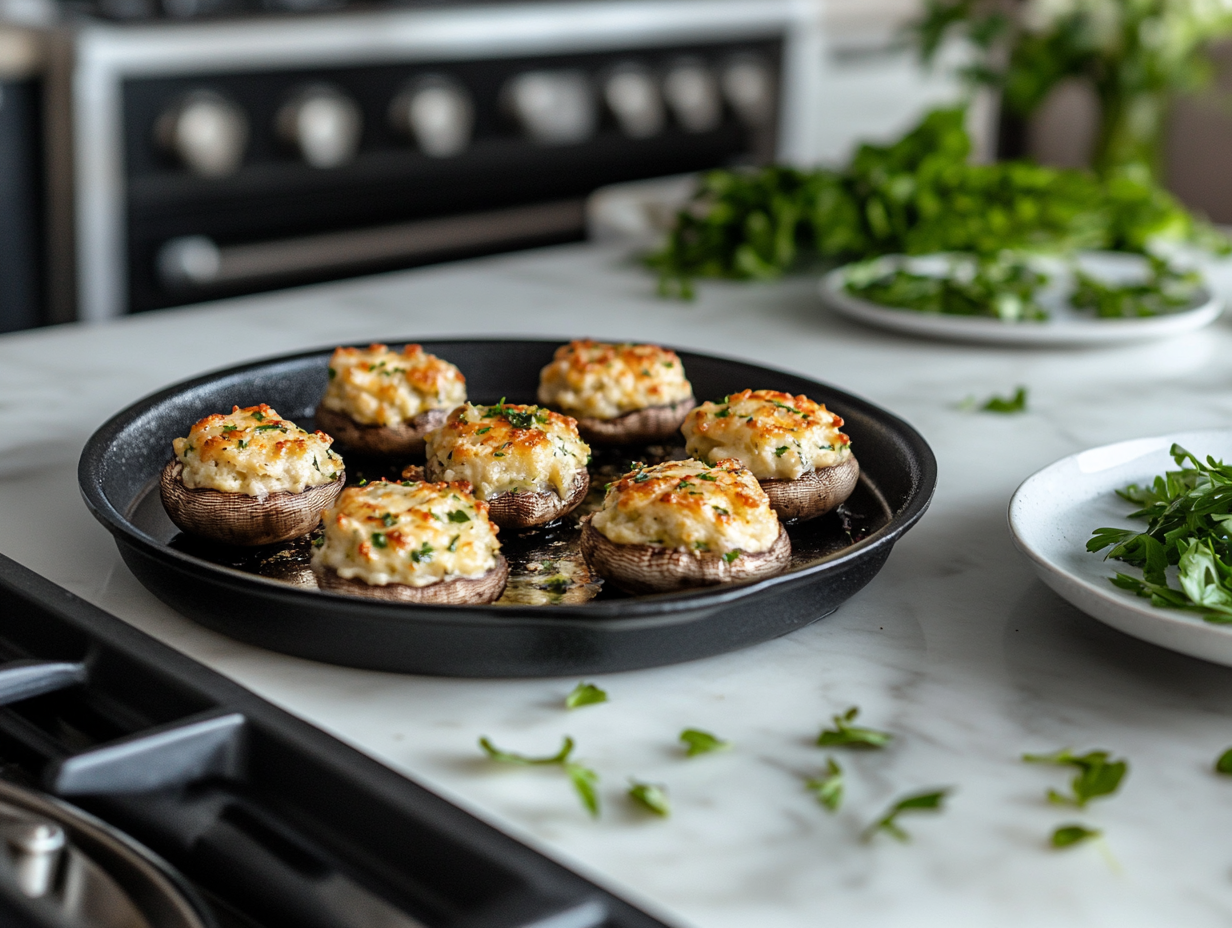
[78,339,936,677]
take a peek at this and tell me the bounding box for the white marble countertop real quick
[5,242,1232,927]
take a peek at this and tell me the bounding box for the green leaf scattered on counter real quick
[863,788,951,842]
[805,759,844,812]
[817,707,893,749]
[628,780,671,817]
[1215,748,1232,775]
[679,729,731,757]
[1089,445,1232,623]
[565,682,609,710]
[479,736,599,817]
[566,763,601,818]
[1051,824,1102,849]
[980,387,1028,414]
[1022,748,1128,809]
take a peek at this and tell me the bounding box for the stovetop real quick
[0,552,668,928]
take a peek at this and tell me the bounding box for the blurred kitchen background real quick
[1,0,1229,334]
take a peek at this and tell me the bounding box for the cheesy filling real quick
[537,340,693,420]
[682,390,852,480]
[321,343,467,427]
[426,402,590,501]
[591,459,780,554]
[312,479,500,587]
[172,404,343,497]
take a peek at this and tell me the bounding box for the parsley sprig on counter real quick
[1088,445,1232,623]
[817,707,893,749]
[479,736,601,817]
[648,107,1223,298]
[863,789,951,842]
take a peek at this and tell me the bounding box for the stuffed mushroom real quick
[681,389,858,522]
[315,343,466,456]
[160,404,345,546]
[580,458,791,594]
[312,479,508,603]
[424,401,590,530]
[537,340,695,444]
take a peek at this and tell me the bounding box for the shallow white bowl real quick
[1009,430,1232,666]
[821,252,1223,346]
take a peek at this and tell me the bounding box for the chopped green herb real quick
[254,424,283,432]
[479,735,575,766]
[311,536,324,548]
[806,758,844,812]
[775,446,789,457]
[477,734,600,817]
[250,411,265,421]
[222,425,237,433]
[661,361,674,368]
[980,387,1029,414]
[1216,748,1232,775]
[679,728,730,757]
[503,408,538,430]
[722,550,741,563]
[1051,824,1101,849]
[371,532,388,549]
[477,427,492,435]
[817,707,893,749]
[633,472,651,483]
[410,542,434,563]
[328,367,337,380]
[628,780,670,817]
[1022,748,1128,809]
[448,535,459,552]
[565,682,608,709]
[447,510,471,523]
[714,408,731,418]
[380,512,397,527]
[357,478,368,486]
[566,763,601,818]
[698,473,717,481]
[494,452,505,458]
[713,506,730,516]
[863,789,951,842]
[236,440,247,450]
[694,541,710,551]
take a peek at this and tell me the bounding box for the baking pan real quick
[78,339,936,677]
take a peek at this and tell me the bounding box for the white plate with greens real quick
[821,251,1223,346]
[1009,430,1232,666]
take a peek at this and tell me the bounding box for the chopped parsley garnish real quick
[723,550,740,563]
[447,510,471,523]
[477,427,492,434]
[628,781,670,817]
[662,360,674,368]
[817,707,893,749]
[1022,748,1128,808]
[863,789,951,842]
[806,759,843,812]
[1216,748,1232,775]
[478,736,599,817]
[380,512,396,527]
[328,367,336,379]
[254,424,283,432]
[447,535,459,552]
[410,542,433,563]
[632,472,651,483]
[236,440,247,450]
[712,506,729,516]
[544,577,569,595]
[775,446,789,457]
[371,532,388,549]
[714,408,731,418]
[980,386,1028,414]
[357,478,368,486]
[694,541,709,551]
[311,536,324,548]
[565,682,608,709]
[772,401,806,416]
[493,452,505,458]
[222,425,237,433]
[679,728,730,757]
[250,411,265,421]
[698,473,717,481]
[1051,824,1101,849]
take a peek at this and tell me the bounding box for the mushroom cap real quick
[159,459,343,546]
[574,397,696,445]
[759,454,860,523]
[483,470,590,531]
[580,517,791,595]
[315,555,509,604]
[314,404,449,457]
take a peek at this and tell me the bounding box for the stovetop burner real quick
[0,553,668,928]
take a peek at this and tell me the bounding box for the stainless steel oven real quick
[5,0,822,325]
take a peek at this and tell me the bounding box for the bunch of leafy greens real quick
[647,107,1220,299]
[1088,445,1232,623]
[843,252,1048,321]
[1071,255,1204,318]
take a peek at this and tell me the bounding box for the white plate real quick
[821,252,1224,346]
[1009,430,1232,666]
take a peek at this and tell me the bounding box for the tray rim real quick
[79,337,937,628]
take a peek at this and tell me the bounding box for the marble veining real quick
[5,243,1232,926]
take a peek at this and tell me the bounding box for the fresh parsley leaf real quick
[805,758,844,812]
[448,535,459,553]
[713,506,730,517]
[236,439,247,450]
[698,473,717,481]
[222,424,237,433]
[410,542,433,563]
[543,577,569,595]
[775,446,789,457]
[371,532,388,549]
[680,728,730,757]
[817,707,893,749]
[565,762,600,818]
[1022,748,1128,808]
[980,387,1028,414]
[504,408,538,430]
[565,682,608,709]
[477,426,491,434]
[862,788,951,842]
[723,550,740,563]
[1051,824,1101,849]
[1216,748,1232,775]
[628,780,670,817]
[633,472,651,483]
[479,735,574,765]
[357,478,368,486]
[380,512,396,527]
[447,510,471,523]
[250,410,265,421]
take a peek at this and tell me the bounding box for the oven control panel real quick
[121,39,780,313]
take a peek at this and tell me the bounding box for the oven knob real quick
[603,64,664,138]
[663,60,722,133]
[155,91,248,178]
[504,70,595,145]
[389,76,474,158]
[277,86,363,169]
[722,55,775,126]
